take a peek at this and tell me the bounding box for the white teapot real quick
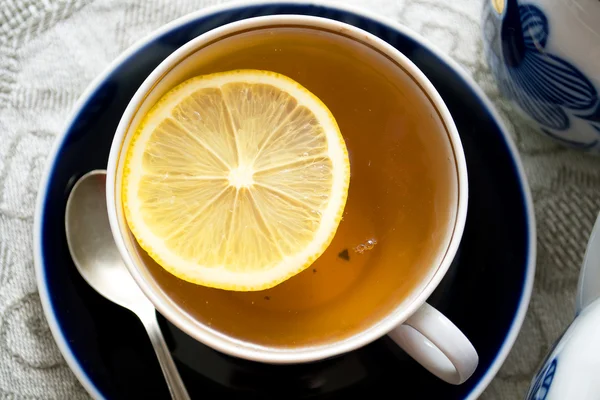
[526,212,600,399]
[482,0,600,152]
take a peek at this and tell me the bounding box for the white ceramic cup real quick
[105,15,478,385]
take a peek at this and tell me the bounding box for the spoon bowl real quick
[65,170,149,310]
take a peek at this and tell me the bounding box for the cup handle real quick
[387,302,478,385]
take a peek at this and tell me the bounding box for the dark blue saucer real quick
[34,2,535,399]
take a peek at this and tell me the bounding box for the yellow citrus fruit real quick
[122,69,350,291]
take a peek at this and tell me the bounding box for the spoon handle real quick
[139,308,191,400]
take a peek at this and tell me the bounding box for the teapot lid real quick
[576,212,600,313]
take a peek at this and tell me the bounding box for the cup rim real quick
[105,14,469,364]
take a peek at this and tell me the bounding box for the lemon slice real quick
[122,69,350,291]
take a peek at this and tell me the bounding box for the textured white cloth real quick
[1,0,599,398]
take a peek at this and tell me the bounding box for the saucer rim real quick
[32,1,536,399]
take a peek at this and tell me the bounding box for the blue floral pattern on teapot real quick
[527,358,557,400]
[482,0,600,151]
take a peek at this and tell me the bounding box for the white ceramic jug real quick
[482,0,600,152]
